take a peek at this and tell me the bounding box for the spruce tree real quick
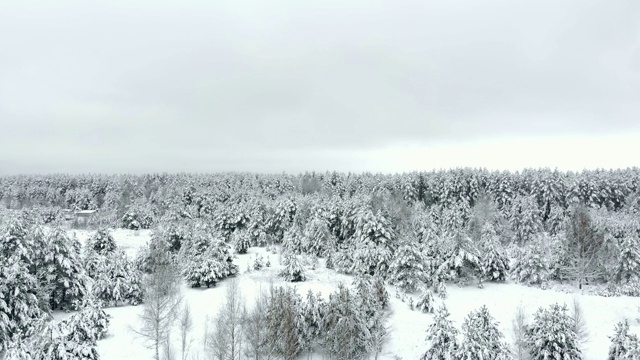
[608,319,640,360]
[388,239,427,293]
[457,306,510,360]
[43,227,88,310]
[87,228,116,255]
[421,305,459,360]
[525,303,582,360]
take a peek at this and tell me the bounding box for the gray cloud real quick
[1,0,639,173]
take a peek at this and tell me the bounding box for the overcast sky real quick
[1,0,639,174]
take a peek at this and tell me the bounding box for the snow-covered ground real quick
[64,229,640,360]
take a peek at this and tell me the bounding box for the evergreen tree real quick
[280,254,306,282]
[0,262,49,352]
[479,224,510,282]
[266,286,303,360]
[87,248,143,306]
[302,217,332,257]
[321,284,370,360]
[42,227,88,310]
[87,228,116,255]
[415,288,435,314]
[231,229,251,255]
[608,319,640,360]
[511,234,554,285]
[525,303,582,360]
[615,234,640,284]
[351,208,395,277]
[388,239,427,293]
[421,305,459,360]
[457,306,510,360]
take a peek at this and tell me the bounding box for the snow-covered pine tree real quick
[181,237,238,288]
[388,237,427,293]
[36,321,100,360]
[457,305,510,360]
[280,253,306,282]
[608,319,640,360]
[282,225,304,255]
[525,303,583,360]
[65,300,111,344]
[615,234,640,284]
[87,248,143,306]
[510,233,554,286]
[479,224,510,282]
[265,286,303,359]
[415,288,435,314]
[351,208,395,277]
[43,227,88,310]
[321,283,370,360]
[87,228,116,255]
[300,290,325,355]
[302,216,332,257]
[421,304,459,360]
[509,195,543,245]
[440,232,483,286]
[231,229,251,255]
[0,262,49,352]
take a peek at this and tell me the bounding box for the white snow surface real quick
[60,229,640,360]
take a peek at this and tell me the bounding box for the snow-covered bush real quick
[608,319,640,359]
[525,303,583,360]
[421,305,459,360]
[252,253,265,271]
[457,305,510,360]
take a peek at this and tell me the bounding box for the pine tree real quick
[302,217,332,257]
[525,303,582,360]
[87,228,116,255]
[87,248,143,306]
[416,288,435,314]
[351,208,395,277]
[388,239,427,293]
[511,234,554,285]
[457,306,510,360]
[321,284,370,360]
[0,262,49,352]
[616,234,640,284]
[479,224,510,282]
[280,254,306,282]
[42,227,88,310]
[421,305,459,360]
[231,229,251,255]
[608,319,640,360]
[299,290,325,355]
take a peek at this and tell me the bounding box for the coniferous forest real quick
[2,168,640,359]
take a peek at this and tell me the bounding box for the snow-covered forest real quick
[2,169,640,360]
